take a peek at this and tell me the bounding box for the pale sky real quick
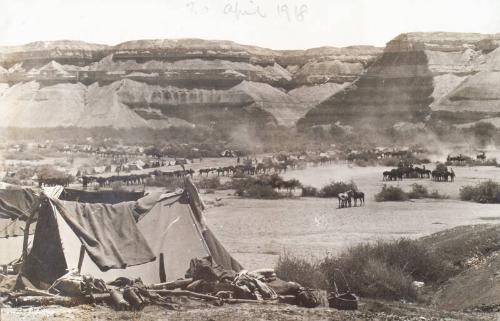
[0,0,499,49]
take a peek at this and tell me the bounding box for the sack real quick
[185,256,236,282]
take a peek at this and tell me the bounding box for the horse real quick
[337,192,351,208]
[348,190,365,206]
[449,168,455,182]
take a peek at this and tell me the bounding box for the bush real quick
[231,176,282,199]
[429,189,448,199]
[318,181,357,198]
[356,258,416,301]
[459,180,500,203]
[243,184,281,199]
[36,165,67,179]
[377,184,447,201]
[435,162,448,173]
[197,177,222,190]
[301,186,318,197]
[407,183,428,199]
[375,185,408,202]
[275,253,326,289]
[229,175,301,199]
[276,238,452,302]
[2,177,22,185]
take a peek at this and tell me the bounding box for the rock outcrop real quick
[6,33,500,131]
[300,32,500,128]
[0,39,381,129]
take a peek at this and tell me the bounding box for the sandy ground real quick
[2,300,498,321]
[204,163,500,270]
[3,162,500,320]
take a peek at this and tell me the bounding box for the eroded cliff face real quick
[7,34,500,131]
[300,32,500,129]
[0,39,381,129]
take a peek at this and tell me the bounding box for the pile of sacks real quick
[180,256,323,308]
[0,256,324,310]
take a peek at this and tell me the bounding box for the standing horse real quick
[337,192,351,208]
[348,190,365,206]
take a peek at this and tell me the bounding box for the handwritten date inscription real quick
[186,1,309,23]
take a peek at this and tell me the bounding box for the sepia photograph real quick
[1,0,500,320]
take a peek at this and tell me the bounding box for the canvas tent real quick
[22,178,242,288]
[59,188,144,204]
[0,186,147,268]
[0,187,39,267]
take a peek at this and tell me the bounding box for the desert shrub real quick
[407,183,429,199]
[197,177,222,190]
[327,239,452,299]
[275,253,327,289]
[301,185,318,197]
[36,165,67,179]
[459,180,500,203]
[483,158,498,166]
[268,174,284,189]
[231,177,281,199]
[275,239,451,302]
[428,190,448,199]
[11,167,36,180]
[230,175,300,199]
[318,181,357,198]
[434,162,448,173]
[360,259,416,301]
[375,185,408,202]
[2,176,22,185]
[241,184,281,199]
[377,184,446,201]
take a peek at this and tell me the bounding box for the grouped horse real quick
[382,165,430,181]
[337,189,366,208]
[431,169,455,182]
[348,190,365,206]
[337,192,351,208]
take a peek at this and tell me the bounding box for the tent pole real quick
[22,206,38,268]
[159,253,166,283]
[77,245,85,274]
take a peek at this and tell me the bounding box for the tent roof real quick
[22,179,242,286]
[0,187,39,221]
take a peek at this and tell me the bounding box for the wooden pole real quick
[151,290,220,301]
[21,206,38,268]
[147,278,193,290]
[159,253,166,283]
[77,244,85,273]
